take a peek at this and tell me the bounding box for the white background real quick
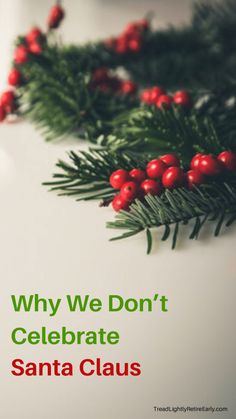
[0,1,235,418]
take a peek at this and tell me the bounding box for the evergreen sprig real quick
[18,46,137,141]
[98,106,225,163]
[107,182,236,253]
[44,121,236,252]
[125,0,236,92]
[44,104,230,201]
[44,149,146,201]
[14,0,236,142]
[13,0,236,252]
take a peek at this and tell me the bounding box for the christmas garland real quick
[1,1,236,253]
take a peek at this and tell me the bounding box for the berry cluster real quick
[0,4,64,123]
[191,151,236,175]
[15,27,44,66]
[109,151,236,212]
[140,86,192,109]
[91,68,137,95]
[14,4,64,64]
[105,19,149,54]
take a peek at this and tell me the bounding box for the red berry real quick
[120,80,137,95]
[190,153,204,170]
[129,168,146,183]
[146,159,167,179]
[26,27,42,44]
[124,20,148,36]
[1,90,15,112]
[160,154,180,167]
[109,169,130,189]
[173,90,192,107]
[125,22,139,35]
[150,86,166,103]
[217,151,236,172]
[128,35,142,52]
[187,169,205,189]
[140,179,162,196]
[14,45,28,64]
[115,36,128,54]
[29,42,42,55]
[120,181,139,202]
[199,155,223,176]
[156,94,173,110]
[162,167,185,189]
[48,5,65,29]
[140,89,152,104]
[8,68,22,87]
[0,105,6,122]
[112,194,130,212]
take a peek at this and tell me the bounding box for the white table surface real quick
[0,1,235,418]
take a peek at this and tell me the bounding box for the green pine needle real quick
[107,183,236,253]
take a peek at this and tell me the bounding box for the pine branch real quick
[44,130,236,254]
[43,149,146,200]
[13,0,236,142]
[7,0,236,254]
[18,46,137,141]
[98,106,225,164]
[125,0,236,91]
[44,99,233,202]
[196,94,236,149]
[107,182,236,253]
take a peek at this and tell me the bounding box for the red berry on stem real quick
[140,179,162,196]
[150,86,166,103]
[115,36,128,54]
[140,89,152,104]
[187,169,205,189]
[190,153,204,170]
[160,154,180,167]
[29,42,42,55]
[217,151,236,172]
[162,167,185,189]
[112,194,130,212]
[1,90,15,112]
[129,168,146,183]
[120,181,139,202]
[8,68,22,87]
[48,5,65,29]
[0,105,6,122]
[125,22,139,35]
[173,90,192,107]
[26,27,42,44]
[128,35,142,52]
[156,94,173,110]
[120,80,137,95]
[199,155,223,176]
[14,45,28,64]
[146,159,167,179]
[109,169,130,189]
